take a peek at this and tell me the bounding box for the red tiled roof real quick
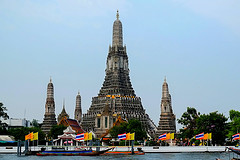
[66,118,84,133]
[58,117,84,134]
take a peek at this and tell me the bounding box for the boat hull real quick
[103,151,144,155]
[37,150,101,156]
[36,148,113,156]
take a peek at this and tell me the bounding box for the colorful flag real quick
[204,133,208,140]
[232,133,240,141]
[76,133,84,141]
[118,133,126,140]
[25,134,29,140]
[33,132,38,140]
[159,133,167,140]
[166,133,171,140]
[29,132,34,141]
[126,133,130,140]
[84,133,89,141]
[130,133,135,140]
[208,133,212,139]
[170,133,174,139]
[88,132,93,140]
[195,133,204,140]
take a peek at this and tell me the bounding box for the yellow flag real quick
[208,133,212,139]
[204,133,208,140]
[130,133,135,140]
[84,132,88,141]
[170,133,174,139]
[126,133,131,140]
[33,132,38,140]
[88,132,92,140]
[166,133,171,140]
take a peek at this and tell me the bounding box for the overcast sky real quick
[0,0,240,130]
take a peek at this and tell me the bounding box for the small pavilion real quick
[53,126,81,146]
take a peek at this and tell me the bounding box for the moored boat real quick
[102,147,144,155]
[36,147,113,156]
[103,151,144,155]
[227,147,240,155]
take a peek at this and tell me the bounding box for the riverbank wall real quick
[0,145,229,154]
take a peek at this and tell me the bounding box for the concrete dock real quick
[0,145,230,154]
[141,146,227,153]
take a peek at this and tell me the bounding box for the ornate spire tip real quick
[50,76,52,83]
[116,10,119,20]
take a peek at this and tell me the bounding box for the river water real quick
[0,152,236,160]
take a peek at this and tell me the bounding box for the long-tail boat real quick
[36,147,113,156]
[102,147,145,155]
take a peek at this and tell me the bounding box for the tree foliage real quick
[228,110,240,139]
[178,107,200,139]
[109,119,147,140]
[0,102,9,126]
[127,119,147,140]
[109,121,128,138]
[8,127,45,142]
[229,110,240,121]
[49,125,67,139]
[31,119,40,128]
[196,111,228,145]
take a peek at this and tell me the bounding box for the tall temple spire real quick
[162,77,169,98]
[75,91,82,123]
[112,10,123,47]
[41,79,57,134]
[47,78,54,99]
[82,12,157,138]
[156,78,176,135]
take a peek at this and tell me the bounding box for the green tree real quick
[109,119,147,141]
[109,121,128,138]
[196,111,228,145]
[229,110,240,120]
[49,125,67,139]
[228,110,240,139]
[0,102,9,126]
[8,127,45,142]
[178,107,200,139]
[31,119,40,128]
[0,102,9,134]
[127,119,147,140]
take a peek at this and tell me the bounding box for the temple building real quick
[74,92,82,123]
[58,117,84,134]
[57,100,69,123]
[81,11,156,138]
[156,78,176,136]
[41,78,57,134]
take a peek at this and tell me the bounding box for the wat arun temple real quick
[41,11,176,138]
[81,11,157,137]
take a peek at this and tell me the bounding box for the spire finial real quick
[63,98,65,109]
[78,90,80,95]
[50,76,52,83]
[164,76,167,82]
[116,10,119,20]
